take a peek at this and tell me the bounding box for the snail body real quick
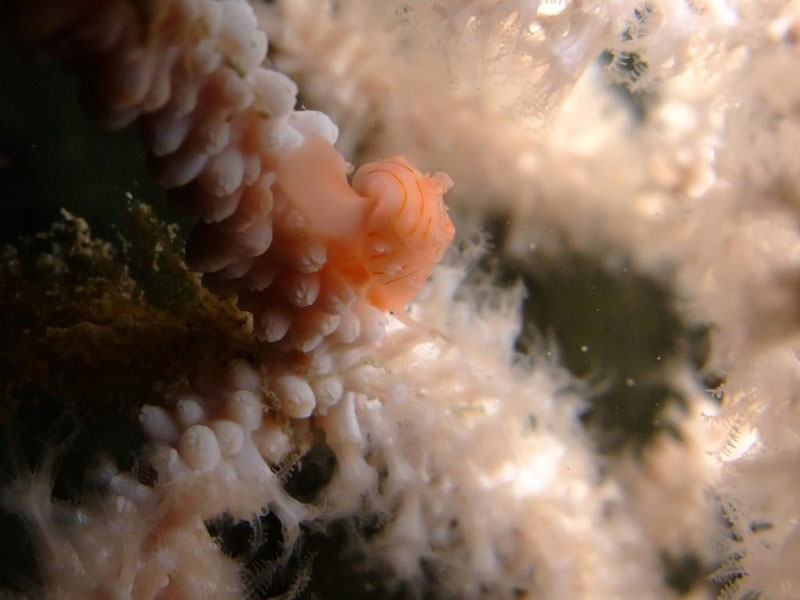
[277,137,455,315]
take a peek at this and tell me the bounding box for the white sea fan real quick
[4,236,711,599]
[264,1,800,597]
[7,0,800,598]
[318,241,677,598]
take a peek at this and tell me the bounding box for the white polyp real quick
[221,173,274,234]
[218,0,256,34]
[288,110,339,145]
[226,389,263,431]
[247,31,269,72]
[139,405,180,443]
[158,147,208,188]
[235,218,273,256]
[258,170,278,191]
[304,334,326,353]
[292,313,339,352]
[218,2,267,72]
[309,347,334,374]
[278,208,308,239]
[215,459,238,487]
[227,359,262,392]
[254,423,292,464]
[295,332,323,353]
[318,272,357,314]
[313,313,341,337]
[174,395,206,430]
[85,454,119,487]
[256,116,304,151]
[274,373,317,419]
[311,375,344,412]
[333,311,361,343]
[141,47,181,114]
[281,237,327,273]
[149,113,191,157]
[211,420,245,456]
[191,112,233,156]
[242,153,262,186]
[249,69,298,118]
[178,425,222,472]
[228,436,272,483]
[243,117,275,154]
[108,475,153,505]
[355,302,388,344]
[257,307,292,342]
[328,392,363,444]
[280,272,320,307]
[198,146,245,197]
[217,1,259,51]
[217,66,256,112]
[349,364,382,390]
[173,40,216,103]
[113,494,141,518]
[165,76,203,121]
[145,445,185,480]
[196,188,243,225]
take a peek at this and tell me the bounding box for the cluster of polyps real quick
[2,359,326,600]
[2,453,246,600]
[24,0,455,355]
[138,359,314,521]
[136,356,377,512]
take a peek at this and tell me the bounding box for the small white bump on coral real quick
[274,373,317,418]
[311,375,345,414]
[256,306,293,342]
[226,358,262,392]
[139,404,180,443]
[287,110,339,144]
[211,420,246,456]
[178,425,223,472]
[226,389,263,432]
[254,420,292,464]
[174,394,206,429]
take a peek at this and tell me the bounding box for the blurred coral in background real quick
[1,0,799,599]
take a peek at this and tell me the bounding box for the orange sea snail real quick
[276,136,455,313]
[352,157,455,311]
